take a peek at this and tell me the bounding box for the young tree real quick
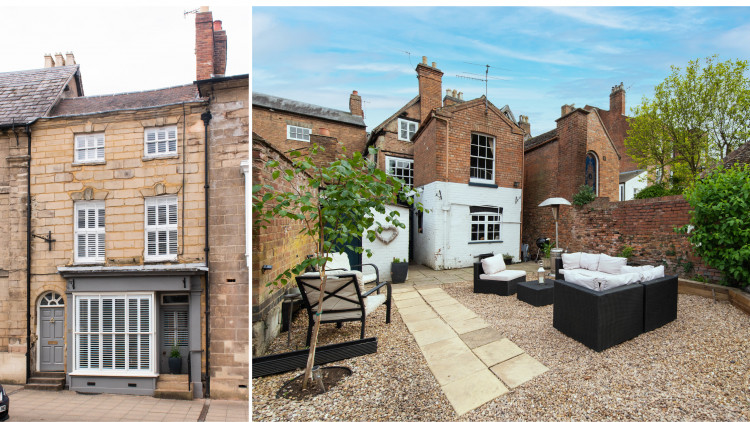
[253,144,421,389]
[626,56,749,185]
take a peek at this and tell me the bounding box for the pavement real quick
[3,385,248,422]
[390,261,550,416]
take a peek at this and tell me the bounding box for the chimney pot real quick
[446,89,452,96]
[422,56,427,65]
[199,6,209,12]
[459,92,463,100]
[44,54,55,68]
[452,89,457,97]
[213,20,222,31]
[352,90,358,95]
[431,62,436,68]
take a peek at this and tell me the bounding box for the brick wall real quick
[252,106,367,159]
[205,78,248,400]
[417,63,443,126]
[413,117,440,188]
[251,138,316,356]
[372,101,421,173]
[556,196,721,282]
[523,138,560,253]
[586,111,619,201]
[586,86,637,173]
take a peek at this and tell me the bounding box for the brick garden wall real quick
[553,195,721,282]
[251,138,316,356]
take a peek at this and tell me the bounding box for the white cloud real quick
[336,63,414,75]
[715,23,750,54]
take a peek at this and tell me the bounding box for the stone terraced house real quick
[0,7,248,401]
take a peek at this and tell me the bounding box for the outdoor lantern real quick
[538,261,545,284]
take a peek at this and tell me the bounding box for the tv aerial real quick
[455,63,509,113]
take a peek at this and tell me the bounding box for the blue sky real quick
[252,6,750,137]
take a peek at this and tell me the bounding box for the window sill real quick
[142,154,178,162]
[69,370,158,378]
[72,261,106,266]
[468,181,498,188]
[72,161,106,167]
[286,138,311,143]
[469,240,503,244]
[144,257,179,264]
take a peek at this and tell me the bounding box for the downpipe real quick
[200,109,212,397]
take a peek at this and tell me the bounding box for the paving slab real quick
[440,308,479,322]
[417,287,446,296]
[442,369,510,416]
[421,336,472,363]
[392,290,421,300]
[400,309,440,324]
[397,303,433,316]
[459,327,505,349]
[447,317,490,335]
[490,353,549,389]
[428,350,487,385]
[428,297,460,307]
[412,323,456,347]
[394,297,427,309]
[473,338,525,366]
[405,317,451,334]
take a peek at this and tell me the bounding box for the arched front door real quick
[39,292,65,371]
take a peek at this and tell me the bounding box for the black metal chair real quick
[295,272,391,346]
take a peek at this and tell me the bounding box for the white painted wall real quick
[362,204,410,282]
[414,181,522,270]
[620,171,648,201]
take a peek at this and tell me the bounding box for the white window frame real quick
[470,206,502,242]
[74,133,105,164]
[619,183,626,201]
[144,126,178,157]
[385,156,414,188]
[287,125,311,142]
[397,118,418,141]
[74,201,105,264]
[470,133,495,183]
[144,196,178,262]
[72,292,155,376]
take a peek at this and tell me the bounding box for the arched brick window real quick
[585,151,599,195]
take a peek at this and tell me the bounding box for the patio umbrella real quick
[538,197,571,249]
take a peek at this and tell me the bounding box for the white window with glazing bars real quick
[74,133,105,163]
[144,126,177,157]
[144,196,178,261]
[75,201,105,263]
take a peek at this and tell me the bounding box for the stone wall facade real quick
[203,77,249,399]
[251,137,315,357]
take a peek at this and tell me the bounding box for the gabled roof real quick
[619,169,646,183]
[252,92,365,127]
[724,141,750,168]
[436,96,522,133]
[524,128,558,152]
[48,84,202,117]
[0,65,81,127]
[369,95,419,138]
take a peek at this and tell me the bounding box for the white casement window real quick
[74,293,154,374]
[470,206,502,242]
[385,156,414,188]
[75,201,105,263]
[74,133,105,163]
[470,133,495,183]
[397,118,418,141]
[145,196,178,261]
[144,126,178,157]
[287,125,311,142]
[620,184,626,201]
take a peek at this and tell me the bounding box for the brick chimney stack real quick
[518,115,530,136]
[416,56,444,125]
[195,6,228,80]
[54,53,65,67]
[349,90,363,117]
[561,104,576,116]
[44,54,54,68]
[610,82,625,116]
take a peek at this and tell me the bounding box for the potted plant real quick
[541,241,552,269]
[168,343,182,374]
[502,253,513,266]
[391,258,408,284]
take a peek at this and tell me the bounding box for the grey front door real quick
[160,305,189,373]
[40,307,65,371]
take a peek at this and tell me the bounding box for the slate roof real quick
[724,141,750,168]
[0,65,80,127]
[524,128,558,152]
[252,92,366,127]
[619,169,646,184]
[49,84,201,117]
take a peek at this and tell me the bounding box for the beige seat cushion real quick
[479,269,526,281]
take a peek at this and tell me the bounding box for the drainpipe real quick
[25,124,32,383]
[433,113,451,270]
[200,109,212,397]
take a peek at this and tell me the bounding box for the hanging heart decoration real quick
[375,225,399,244]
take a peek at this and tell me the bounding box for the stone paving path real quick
[392,284,549,416]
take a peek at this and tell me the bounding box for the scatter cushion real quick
[481,254,506,275]
[579,253,601,271]
[479,269,526,281]
[619,265,654,275]
[597,272,641,291]
[640,265,665,282]
[597,254,628,274]
[363,294,387,316]
[563,271,599,291]
[562,252,582,270]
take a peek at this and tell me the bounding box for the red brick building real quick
[522,103,621,254]
[251,91,366,161]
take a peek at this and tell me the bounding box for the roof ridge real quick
[60,83,196,101]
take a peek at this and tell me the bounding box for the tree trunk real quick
[302,216,326,390]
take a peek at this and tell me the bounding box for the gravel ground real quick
[252,282,750,421]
